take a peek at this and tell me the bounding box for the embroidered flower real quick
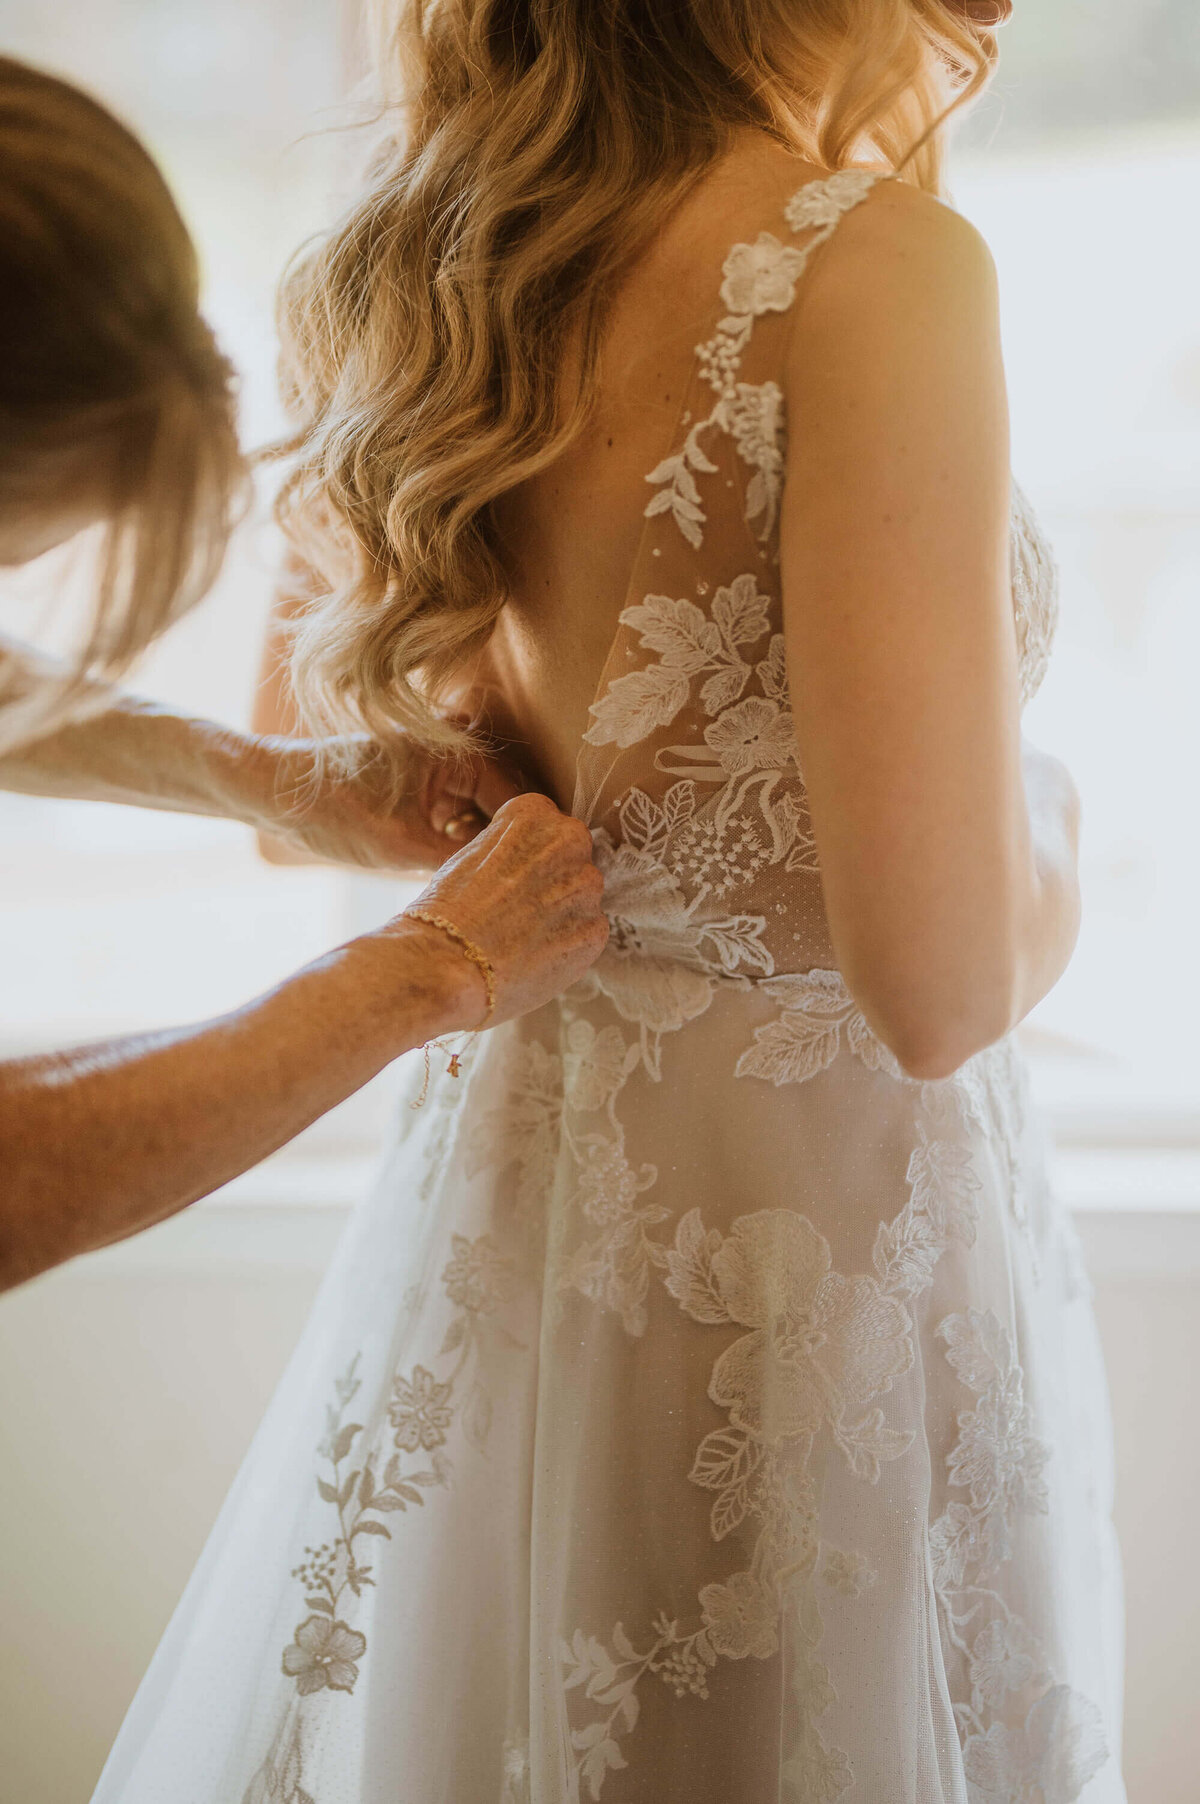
[719,231,808,316]
[389,1364,454,1452]
[929,1501,977,1592]
[698,1569,779,1660]
[589,834,716,1039]
[563,1018,631,1111]
[969,1618,1041,1712]
[440,1234,513,1314]
[281,1616,367,1696]
[820,1548,877,1598]
[783,167,879,233]
[576,1138,656,1225]
[962,1684,1108,1803]
[703,696,796,776]
[500,1733,532,1804]
[705,1210,913,1444]
[939,1310,1050,1571]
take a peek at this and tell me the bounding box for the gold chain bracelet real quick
[404,908,497,1106]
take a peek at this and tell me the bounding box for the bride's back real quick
[480,138,829,810]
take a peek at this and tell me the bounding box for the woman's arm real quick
[0,792,607,1291]
[781,184,1080,1079]
[0,635,519,869]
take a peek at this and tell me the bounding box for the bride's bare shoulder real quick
[797,173,997,316]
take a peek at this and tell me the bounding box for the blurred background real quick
[0,2,1198,1797]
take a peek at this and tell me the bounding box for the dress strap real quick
[783,167,884,250]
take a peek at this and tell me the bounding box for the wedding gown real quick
[92,170,1125,1804]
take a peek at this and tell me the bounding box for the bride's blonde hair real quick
[279,0,996,763]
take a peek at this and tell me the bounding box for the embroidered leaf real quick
[689,1427,763,1492]
[571,1720,614,1750]
[371,1483,424,1510]
[699,660,750,717]
[645,457,700,505]
[463,1379,493,1452]
[744,469,768,526]
[582,1641,620,1701]
[331,1423,361,1465]
[833,1409,914,1484]
[316,1477,339,1505]
[644,488,705,548]
[682,431,719,475]
[622,595,721,668]
[560,1631,592,1690]
[756,633,788,699]
[352,1518,392,1539]
[714,575,771,647]
[337,1470,359,1510]
[581,1734,628,1799]
[358,1464,375,1507]
[611,1622,638,1662]
[784,830,821,875]
[664,1208,729,1324]
[440,1315,468,1356]
[760,969,852,1016]
[846,1011,902,1078]
[735,1011,842,1086]
[584,664,691,749]
[873,1209,944,1299]
[938,1309,1008,1394]
[906,1131,979,1245]
[617,788,666,853]
[304,1594,334,1616]
[661,780,697,832]
[702,915,773,976]
[711,1482,750,1542]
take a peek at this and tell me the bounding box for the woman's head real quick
[0,57,246,737]
[280,1,1003,764]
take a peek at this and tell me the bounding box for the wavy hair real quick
[0,57,246,747]
[278,0,998,765]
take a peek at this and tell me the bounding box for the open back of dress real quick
[92,172,1125,1804]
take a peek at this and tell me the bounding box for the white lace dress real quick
[92,172,1125,1804]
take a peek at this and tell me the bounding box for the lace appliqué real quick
[560,1095,983,1798]
[1010,480,1060,706]
[241,1231,521,1804]
[929,1308,1109,1802]
[736,967,903,1085]
[644,170,881,550]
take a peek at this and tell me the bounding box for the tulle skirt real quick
[91,981,1125,1804]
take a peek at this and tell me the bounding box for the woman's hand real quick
[375,792,610,1030]
[249,734,527,872]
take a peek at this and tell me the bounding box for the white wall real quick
[1,1185,1197,1804]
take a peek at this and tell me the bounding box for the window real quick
[956,3,1200,1132]
[1,3,1196,1165]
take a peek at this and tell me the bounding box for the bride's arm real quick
[780,183,1080,1080]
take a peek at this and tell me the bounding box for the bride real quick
[93,1,1125,1799]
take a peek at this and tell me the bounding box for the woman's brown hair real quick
[0,56,248,737]
[277,0,999,768]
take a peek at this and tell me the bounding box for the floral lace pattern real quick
[557,1080,987,1797]
[931,1309,1109,1802]
[643,168,879,550]
[242,1227,519,1803]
